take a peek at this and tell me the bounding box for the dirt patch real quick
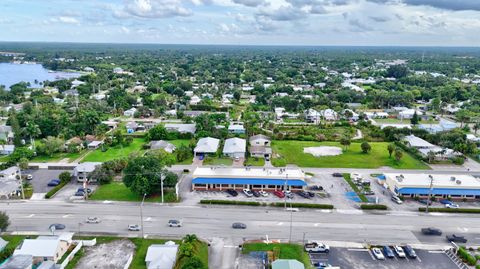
[304,146,343,157]
[76,239,136,269]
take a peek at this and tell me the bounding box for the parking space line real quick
[347,249,368,252]
[416,256,422,262]
[367,250,376,261]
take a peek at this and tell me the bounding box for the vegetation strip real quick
[418,207,480,213]
[200,199,334,209]
[342,173,368,203]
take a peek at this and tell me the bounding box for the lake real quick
[0,63,81,89]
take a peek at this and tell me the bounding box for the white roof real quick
[164,124,196,133]
[145,241,178,269]
[194,137,220,153]
[223,138,246,154]
[193,167,305,180]
[228,124,245,131]
[385,173,480,189]
[88,141,103,147]
[14,237,60,257]
[75,162,101,173]
[403,135,434,148]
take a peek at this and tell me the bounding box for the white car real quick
[168,219,182,227]
[86,217,101,224]
[446,203,459,208]
[243,189,253,197]
[372,248,385,260]
[259,190,268,197]
[393,245,406,258]
[128,224,140,231]
[391,196,403,204]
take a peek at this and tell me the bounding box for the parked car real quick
[446,234,467,243]
[309,185,323,191]
[297,191,310,199]
[283,190,294,199]
[259,190,268,197]
[49,223,65,230]
[418,199,432,205]
[128,224,140,231]
[362,190,375,196]
[265,157,270,161]
[439,199,454,205]
[393,245,406,258]
[273,190,285,198]
[445,203,459,208]
[371,248,385,260]
[77,187,92,194]
[252,190,261,197]
[382,246,395,258]
[232,222,247,229]
[74,191,85,196]
[47,179,60,187]
[86,217,101,224]
[403,245,417,258]
[226,189,238,197]
[421,227,442,236]
[304,241,330,253]
[243,189,253,197]
[332,173,343,177]
[25,174,33,180]
[391,196,403,204]
[307,191,315,198]
[168,219,182,227]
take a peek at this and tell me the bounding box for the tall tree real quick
[387,143,395,158]
[22,121,41,151]
[394,147,403,162]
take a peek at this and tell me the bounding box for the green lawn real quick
[169,139,190,147]
[245,157,265,166]
[82,138,146,162]
[203,157,233,166]
[374,118,439,124]
[242,243,312,269]
[89,182,178,203]
[272,140,429,169]
[30,151,84,163]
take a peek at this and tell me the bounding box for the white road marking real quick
[27,214,35,218]
[277,222,284,225]
[348,248,368,252]
[458,227,469,232]
[103,200,112,204]
[62,214,71,218]
[368,250,376,261]
[314,223,320,227]
[145,217,152,222]
[224,245,239,248]
[428,250,445,254]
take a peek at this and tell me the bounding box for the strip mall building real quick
[192,167,307,192]
[385,173,480,200]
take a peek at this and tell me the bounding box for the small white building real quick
[74,162,101,182]
[148,141,176,153]
[13,233,73,264]
[194,137,220,157]
[398,109,423,120]
[320,109,338,121]
[223,138,246,158]
[124,108,137,118]
[145,241,179,269]
[0,144,15,155]
[165,124,196,134]
[189,95,201,105]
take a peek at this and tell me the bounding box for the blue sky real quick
[1,0,480,46]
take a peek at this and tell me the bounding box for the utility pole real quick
[17,165,25,199]
[425,175,434,213]
[289,203,293,243]
[160,173,165,204]
[140,193,146,238]
[284,173,288,209]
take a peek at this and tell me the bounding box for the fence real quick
[59,241,83,269]
[124,253,134,269]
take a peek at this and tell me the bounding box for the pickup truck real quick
[446,234,467,243]
[304,241,330,253]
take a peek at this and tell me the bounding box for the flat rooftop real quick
[193,167,305,180]
[385,173,480,189]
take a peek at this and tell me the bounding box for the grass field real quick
[168,139,191,147]
[89,182,178,203]
[31,150,84,163]
[245,157,265,166]
[82,138,146,162]
[271,140,429,169]
[242,243,312,269]
[203,157,233,166]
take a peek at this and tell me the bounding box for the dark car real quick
[226,189,238,197]
[252,190,261,197]
[308,185,323,191]
[77,187,92,194]
[47,179,60,187]
[74,191,85,196]
[446,234,467,243]
[232,222,247,229]
[49,223,65,230]
[382,246,395,258]
[297,191,310,199]
[403,245,417,258]
[307,191,315,198]
[332,173,343,177]
[421,227,442,236]
[419,199,432,205]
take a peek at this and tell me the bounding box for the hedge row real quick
[45,181,69,199]
[360,204,388,210]
[418,207,480,213]
[458,247,477,266]
[200,200,334,209]
[342,173,368,203]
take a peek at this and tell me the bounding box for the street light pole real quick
[17,165,25,199]
[160,173,165,204]
[289,203,293,243]
[284,173,288,209]
[140,193,146,238]
[425,175,434,213]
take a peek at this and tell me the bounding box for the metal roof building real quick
[192,167,306,192]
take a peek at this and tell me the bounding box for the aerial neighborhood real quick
[1,44,480,269]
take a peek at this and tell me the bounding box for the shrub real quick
[452,156,465,165]
[360,204,388,210]
[45,181,68,199]
[418,207,480,213]
[270,202,334,209]
[458,247,477,266]
[59,171,71,183]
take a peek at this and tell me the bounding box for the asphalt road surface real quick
[4,200,480,248]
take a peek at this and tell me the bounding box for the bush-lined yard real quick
[272,140,429,169]
[89,182,178,203]
[82,138,146,162]
[242,243,313,269]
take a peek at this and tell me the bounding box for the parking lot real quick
[24,169,72,194]
[313,247,458,269]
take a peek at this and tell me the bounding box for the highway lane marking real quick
[416,256,422,262]
[27,214,35,218]
[145,217,152,222]
[103,200,112,204]
[277,222,284,225]
[428,251,445,253]
[224,245,239,248]
[62,214,71,218]
[458,227,469,232]
[314,223,320,227]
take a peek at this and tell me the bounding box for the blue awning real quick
[398,188,480,196]
[192,177,307,186]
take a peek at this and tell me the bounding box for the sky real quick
[1,0,480,46]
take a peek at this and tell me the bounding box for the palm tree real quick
[183,234,198,244]
[22,122,41,151]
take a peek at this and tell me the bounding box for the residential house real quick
[73,162,101,182]
[87,140,103,150]
[0,255,33,269]
[70,79,85,88]
[272,259,305,269]
[223,137,246,158]
[398,109,423,120]
[0,166,19,181]
[0,125,14,143]
[228,122,245,134]
[63,89,79,97]
[145,241,179,269]
[249,135,272,159]
[0,144,15,155]
[249,134,271,147]
[320,109,338,121]
[189,95,201,105]
[124,108,137,118]
[148,141,176,153]
[343,109,359,121]
[194,137,220,157]
[13,233,73,264]
[364,111,389,119]
[304,109,321,123]
[126,121,144,133]
[419,119,458,134]
[101,121,119,130]
[275,107,299,121]
[403,135,458,160]
[165,124,196,134]
[113,67,124,74]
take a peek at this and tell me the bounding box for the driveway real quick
[24,169,72,194]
